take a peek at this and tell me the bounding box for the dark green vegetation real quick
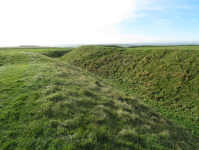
[1,47,199,149]
[61,45,199,139]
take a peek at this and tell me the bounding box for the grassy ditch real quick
[61,45,199,138]
[1,48,199,149]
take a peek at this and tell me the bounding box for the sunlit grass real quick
[62,45,199,139]
[0,47,199,149]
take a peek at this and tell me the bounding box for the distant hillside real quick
[61,45,199,138]
[20,45,40,47]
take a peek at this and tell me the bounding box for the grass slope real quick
[1,48,199,149]
[61,45,199,139]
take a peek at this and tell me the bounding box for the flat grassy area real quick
[61,45,199,139]
[1,48,199,149]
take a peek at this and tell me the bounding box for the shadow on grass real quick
[42,49,73,58]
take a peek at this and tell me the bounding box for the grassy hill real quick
[61,45,199,139]
[1,48,199,149]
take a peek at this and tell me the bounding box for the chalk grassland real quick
[1,48,199,149]
[61,45,199,139]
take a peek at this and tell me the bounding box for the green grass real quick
[1,47,199,149]
[125,45,199,50]
[61,45,199,139]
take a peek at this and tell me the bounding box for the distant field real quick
[61,45,199,139]
[126,45,199,51]
[1,47,199,149]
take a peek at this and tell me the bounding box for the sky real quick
[0,0,199,46]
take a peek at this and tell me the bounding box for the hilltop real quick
[0,47,199,149]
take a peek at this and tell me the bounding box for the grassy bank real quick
[61,45,199,139]
[1,48,199,149]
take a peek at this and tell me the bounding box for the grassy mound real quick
[60,45,107,62]
[1,48,199,149]
[61,45,199,138]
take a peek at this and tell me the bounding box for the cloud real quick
[0,0,137,46]
[141,0,186,21]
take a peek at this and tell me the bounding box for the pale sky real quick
[0,0,198,46]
